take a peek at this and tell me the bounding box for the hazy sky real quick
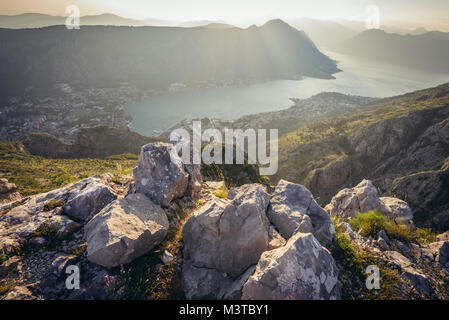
[1,0,448,30]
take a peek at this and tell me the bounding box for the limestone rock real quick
[267,180,334,247]
[242,232,341,300]
[133,142,189,207]
[326,179,413,224]
[183,184,271,277]
[63,179,117,222]
[85,193,169,268]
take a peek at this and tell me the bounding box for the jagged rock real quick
[421,241,449,265]
[326,179,413,224]
[182,262,234,300]
[267,179,334,247]
[0,178,21,205]
[84,193,168,268]
[161,250,174,265]
[63,178,117,222]
[0,203,80,254]
[133,142,189,207]
[3,286,37,300]
[437,231,449,242]
[183,184,271,277]
[268,226,286,250]
[0,256,21,276]
[0,178,16,194]
[379,197,413,225]
[383,250,430,294]
[242,232,341,300]
[305,155,363,205]
[182,262,257,300]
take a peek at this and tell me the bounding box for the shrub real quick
[213,184,228,199]
[349,210,386,238]
[349,210,437,245]
[332,217,411,300]
[43,199,67,211]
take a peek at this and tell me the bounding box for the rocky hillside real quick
[275,82,449,231]
[1,141,448,300]
[20,126,156,159]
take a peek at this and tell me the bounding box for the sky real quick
[1,0,448,30]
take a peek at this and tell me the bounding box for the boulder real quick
[379,197,413,225]
[242,232,341,300]
[267,180,334,247]
[133,142,189,207]
[0,178,16,194]
[182,262,257,300]
[0,178,21,205]
[182,184,271,277]
[64,179,117,222]
[421,241,449,266]
[84,193,169,268]
[383,250,430,294]
[326,179,413,224]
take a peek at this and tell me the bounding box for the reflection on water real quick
[127,51,449,136]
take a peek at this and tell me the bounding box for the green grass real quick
[275,83,449,185]
[349,210,438,245]
[0,141,138,196]
[332,217,414,300]
[42,199,67,212]
[213,184,228,199]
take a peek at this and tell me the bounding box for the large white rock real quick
[267,180,334,247]
[133,142,189,207]
[242,232,341,300]
[325,179,413,225]
[0,177,111,254]
[63,179,117,222]
[84,193,169,268]
[182,184,271,277]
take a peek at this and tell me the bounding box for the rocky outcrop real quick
[305,155,363,205]
[133,142,202,207]
[84,193,169,268]
[326,179,413,225]
[181,180,342,300]
[391,160,449,232]
[0,178,21,205]
[267,180,334,247]
[182,184,271,277]
[0,176,111,255]
[383,251,430,294]
[242,232,341,300]
[63,178,117,223]
[20,126,155,159]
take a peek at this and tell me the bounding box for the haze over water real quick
[127,51,449,136]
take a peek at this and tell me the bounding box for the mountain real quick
[20,126,156,159]
[0,20,339,95]
[331,29,449,73]
[177,20,229,28]
[0,13,151,28]
[273,82,449,231]
[287,18,358,48]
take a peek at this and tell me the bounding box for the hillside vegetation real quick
[0,141,138,196]
[276,82,449,184]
